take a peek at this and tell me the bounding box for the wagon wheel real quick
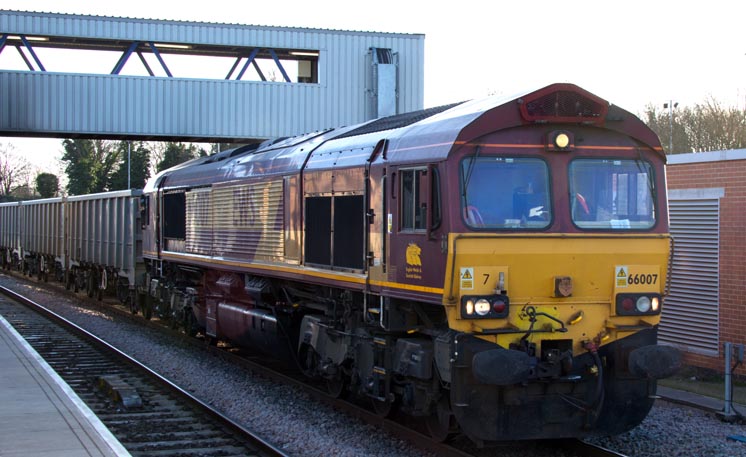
[131,291,145,316]
[425,394,456,442]
[116,278,130,304]
[86,270,95,298]
[96,270,106,301]
[127,292,138,315]
[142,294,153,320]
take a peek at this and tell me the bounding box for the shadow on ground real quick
[659,365,746,407]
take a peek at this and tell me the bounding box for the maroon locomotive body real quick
[138,83,680,443]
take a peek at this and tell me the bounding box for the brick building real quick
[663,149,746,375]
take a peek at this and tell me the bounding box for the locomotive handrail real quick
[473,327,567,336]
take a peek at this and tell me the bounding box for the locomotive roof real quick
[150,83,662,190]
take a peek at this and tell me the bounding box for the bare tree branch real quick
[0,143,31,197]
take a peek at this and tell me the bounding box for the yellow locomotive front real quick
[440,86,681,442]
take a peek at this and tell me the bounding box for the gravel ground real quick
[588,401,746,456]
[2,273,746,457]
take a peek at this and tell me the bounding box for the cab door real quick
[385,164,445,302]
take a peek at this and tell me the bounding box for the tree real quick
[61,139,122,195]
[643,98,746,154]
[0,142,31,197]
[210,142,239,155]
[35,172,59,198]
[109,141,152,190]
[156,142,207,173]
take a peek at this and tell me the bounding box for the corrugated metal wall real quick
[659,193,721,355]
[0,11,425,140]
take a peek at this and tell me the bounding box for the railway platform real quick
[0,314,129,457]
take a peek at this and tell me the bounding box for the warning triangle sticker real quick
[462,269,473,279]
[617,268,627,278]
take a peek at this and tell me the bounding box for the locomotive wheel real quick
[184,310,200,337]
[326,375,346,399]
[169,312,180,329]
[371,397,393,418]
[425,394,455,442]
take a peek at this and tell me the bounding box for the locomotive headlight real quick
[636,296,652,313]
[651,296,660,312]
[474,299,491,316]
[555,133,570,149]
[547,130,574,151]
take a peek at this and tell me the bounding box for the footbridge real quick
[0,10,424,143]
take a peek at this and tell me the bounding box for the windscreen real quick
[569,159,656,230]
[461,157,551,229]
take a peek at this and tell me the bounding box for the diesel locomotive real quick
[2,83,681,444]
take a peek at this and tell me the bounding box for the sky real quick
[2,0,746,175]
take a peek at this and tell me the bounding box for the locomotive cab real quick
[434,85,681,442]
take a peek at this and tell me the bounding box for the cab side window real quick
[400,168,427,232]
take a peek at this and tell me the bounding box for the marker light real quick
[465,299,475,316]
[651,296,660,312]
[475,299,491,316]
[622,297,635,312]
[568,310,584,325]
[492,300,506,314]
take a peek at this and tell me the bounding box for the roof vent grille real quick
[520,89,607,124]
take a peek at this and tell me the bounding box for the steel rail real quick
[0,283,290,457]
[1,272,635,457]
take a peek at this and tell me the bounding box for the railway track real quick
[0,274,627,457]
[0,284,288,457]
